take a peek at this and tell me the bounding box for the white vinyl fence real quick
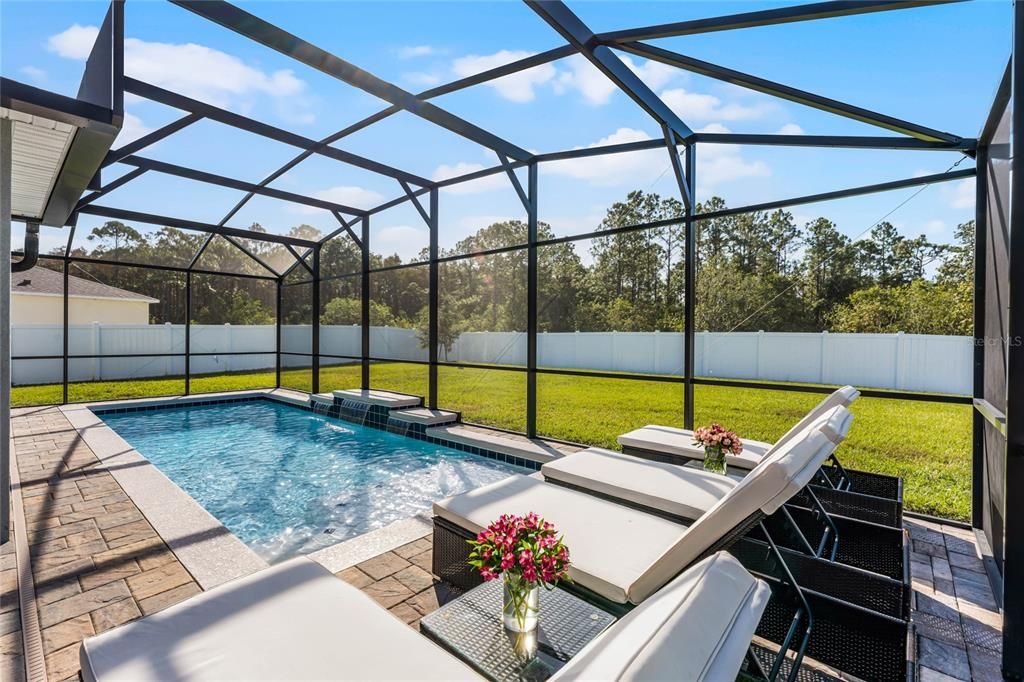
[12,324,972,395]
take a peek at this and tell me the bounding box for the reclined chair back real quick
[763,385,858,457]
[553,552,771,682]
[630,406,851,602]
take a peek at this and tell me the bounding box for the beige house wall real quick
[12,293,152,325]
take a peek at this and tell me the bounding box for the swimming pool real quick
[100,399,528,562]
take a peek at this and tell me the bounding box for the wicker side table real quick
[420,579,615,682]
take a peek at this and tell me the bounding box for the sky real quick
[0,0,1011,266]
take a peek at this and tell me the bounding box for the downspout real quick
[11,223,39,273]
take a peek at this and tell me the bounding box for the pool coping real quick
[59,388,536,589]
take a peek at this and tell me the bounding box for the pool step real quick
[388,407,459,426]
[331,389,422,409]
[425,425,565,465]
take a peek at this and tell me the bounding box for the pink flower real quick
[480,567,497,581]
[518,548,534,567]
[522,565,538,583]
[501,552,515,570]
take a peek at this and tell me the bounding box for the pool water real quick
[100,400,527,562]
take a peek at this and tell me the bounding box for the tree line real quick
[47,189,974,349]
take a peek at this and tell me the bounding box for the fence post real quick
[819,330,828,385]
[92,321,101,381]
[894,331,905,390]
[700,331,709,377]
[165,322,173,376]
[756,330,764,381]
[225,323,233,374]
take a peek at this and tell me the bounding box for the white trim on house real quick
[12,290,160,304]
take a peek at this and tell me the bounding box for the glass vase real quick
[502,573,540,633]
[703,446,727,475]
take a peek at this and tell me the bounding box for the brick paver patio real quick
[8,406,202,681]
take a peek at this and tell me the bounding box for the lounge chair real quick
[617,385,860,473]
[80,552,772,682]
[433,417,840,607]
[618,385,904,527]
[544,405,853,527]
[540,407,911,620]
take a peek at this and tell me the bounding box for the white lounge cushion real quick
[618,425,769,469]
[80,557,479,682]
[554,552,770,682]
[438,409,846,605]
[631,420,842,601]
[541,447,735,520]
[768,385,859,457]
[617,385,859,470]
[434,474,688,604]
[551,407,852,522]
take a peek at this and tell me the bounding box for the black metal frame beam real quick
[618,41,961,143]
[694,132,976,153]
[123,77,431,187]
[75,167,147,209]
[598,0,964,43]
[116,156,367,217]
[215,47,580,229]
[526,0,694,141]
[360,133,972,220]
[428,188,439,409]
[1002,4,1024,676]
[102,113,202,168]
[76,204,319,248]
[171,0,531,163]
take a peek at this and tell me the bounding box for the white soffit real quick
[0,107,76,220]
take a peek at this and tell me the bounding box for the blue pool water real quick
[100,400,527,562]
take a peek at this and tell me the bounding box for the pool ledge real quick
[309,515,435,573]
[60,402,269,590]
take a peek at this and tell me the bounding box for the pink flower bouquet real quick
[693,423,743,474]
[468,513,570,632]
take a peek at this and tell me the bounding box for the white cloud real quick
[49,25,311,119]
[398,45,438,59]
[452,50,556,103]
[661,87,775,123]
[777,123,805,135]
[113,112,153,147]
[458,215,515,231]
[694,124,771,191]
[47,24,99,59]
[542,128,659,184]
[403,71,443,87]
[19,66,47,83]
[921,219,948,239]
[294,186,386,214]
[553,54,677,106]
[553,55,616,105]
[433,162,509,194]
[943,178,975,209]
[541,125,770,191]
[374,224,428,261]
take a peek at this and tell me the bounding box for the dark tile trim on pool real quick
[91,394,542,472]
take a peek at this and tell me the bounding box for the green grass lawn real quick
[13,362,971,521]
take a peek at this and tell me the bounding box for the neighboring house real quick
[11,266,158,324]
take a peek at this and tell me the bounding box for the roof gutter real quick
[11,223,38,273]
